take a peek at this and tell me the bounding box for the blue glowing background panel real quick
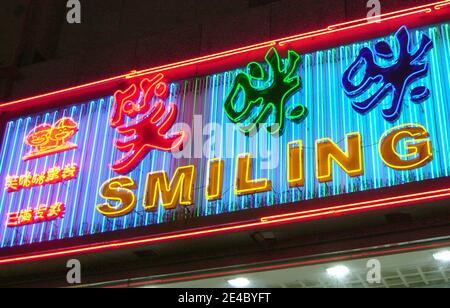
[0,23,449,248]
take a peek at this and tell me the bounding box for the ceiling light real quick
[433,251,450,262]
[227,277,250,288]
[326,265,350,279]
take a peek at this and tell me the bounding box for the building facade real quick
[1,0,450,288]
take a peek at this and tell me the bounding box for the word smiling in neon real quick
[97,123,433,218]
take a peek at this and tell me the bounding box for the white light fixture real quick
[326,265,350,279]
[433,251,450,262]
[227,277,250,288]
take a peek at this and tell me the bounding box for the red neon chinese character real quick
[46,202,65,220]
[110,73,169,128]
[18,209,34,225]
[45,167,62,184]
[23,117,79,161]
[6,165,77,194]
[110,74,187,175]
[19,172,33,189]
[31,173,46,186]
[6,202,65,228]
[34,205,49,222]
[5,176,20,192]
[6,212,20,227]
[112,100,188,174]
[61,164,79,180]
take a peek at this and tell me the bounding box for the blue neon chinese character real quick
[342,26,433,122]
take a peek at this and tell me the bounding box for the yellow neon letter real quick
[287,140,304,188]
[235,153,272,196]
[379,123,433,170]
[206,158,224,201]
[316,133,364,183]
[96,177,137,218]
[143,165,196,211]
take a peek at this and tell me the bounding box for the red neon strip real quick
[0,0,448,110]
[0,75,127,109]
[125,41,277,79]
[278,9,433,46]
[0,42,276,109]
[327,2,439,30]
[260,188,450,222]
[108,240,450,288]
[262,192,450,224]
[1,186,449,265]
[0,0,449,265]
[435,2,450,9]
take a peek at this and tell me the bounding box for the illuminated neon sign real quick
[342,26,433,122]
[97,123,433,216]
[224,47,306,135]
[5,164,79,193]
[0,5,449,260]
[7,202,65,228]
[22,117,78,161]
[111,74,188,174]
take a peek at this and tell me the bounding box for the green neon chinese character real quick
[224,47,306,135]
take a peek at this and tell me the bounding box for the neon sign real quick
[96,123,433,216]
[22,117,79,161]
[5,164,79,193]
[111,74,169,127]
[111,74,188,174]
[7,202,65,228]
[0,11,449,256]
[224,47,306,135]
[342,26,433,122]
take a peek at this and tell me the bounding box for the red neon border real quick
[1,186,450,265]
[0,0,449,111]
[106,239,450,288]
[0,1,450,265]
